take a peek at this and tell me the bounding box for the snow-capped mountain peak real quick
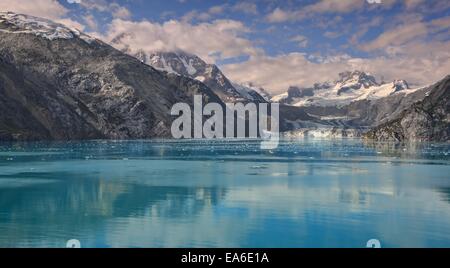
[271,70,418,107]
[337,71,378,86]
[334,71,379,95]
[147,51,204,77]
[127,50,267,103]
[0,12,94,43]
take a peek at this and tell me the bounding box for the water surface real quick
[0,139,449,248]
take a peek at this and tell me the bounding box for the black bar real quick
[0,249,448,267]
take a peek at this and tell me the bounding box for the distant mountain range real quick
[0,12,448,142]
[272,71,415,107]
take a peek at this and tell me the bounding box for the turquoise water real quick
[0,139,449,248]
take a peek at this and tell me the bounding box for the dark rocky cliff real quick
[365,76,450,142]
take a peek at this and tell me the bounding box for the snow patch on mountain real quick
[150,54,177,74]
[0,12,94,43]
[195,76,206,82]
[271,92,288,103]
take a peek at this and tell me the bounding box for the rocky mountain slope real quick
[365,76,450,142]
[0,12,224,141]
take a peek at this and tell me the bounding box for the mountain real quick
[365,76,450,142]
[299,84,430,127]
[146,51,269,103]
[272,71,414,107]
[0,12,224,141]
[232,82,271,102]
[147,51,242,102]
[109,39,268,103]
[272,70,439,138]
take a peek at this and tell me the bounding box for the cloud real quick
[0,0,86,30]
[83,14,98,31]
[404,0,426,9]
[181,4,227,22]
[266,8,296,23]
[290,35,308,47]
[110,3,131,19]
[223,53,342,93]
[76,0,131,19]
[99,18,262,63]
[266,0,365,23]
[0,0,68,20]
[222,39,450,93]
[181,3,258,23]
[181,9,218,22]
[231,2,258,15]
[305,0,365,14]
[360,16,450,51]
[360,22,428,51]
[208,5,227,15]
[324,31,342,39]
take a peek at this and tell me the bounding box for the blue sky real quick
[1,0,449,92]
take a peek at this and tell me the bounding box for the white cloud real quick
[360,16,450,51]
[223,53,351,93]
[75,0,131,19]
[231,2,258,15]
[110,3,131,19]
[222,39,450,93]
[324,31,342,39]
[181,3,258,23]
[404,0,426,9]
[0,0,67,20]
[99,19,262,63]
[290,35,308,47]
[266,8,295,23]
[305,0,365,14]
[180,5,228,22]
[266,0,365,23]
[360,22,428,51]
[83,14,98,31]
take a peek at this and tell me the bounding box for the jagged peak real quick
[392,79,409,92]
[150,50,204,62]
[146,50,211,77]
[337,70,378,86]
